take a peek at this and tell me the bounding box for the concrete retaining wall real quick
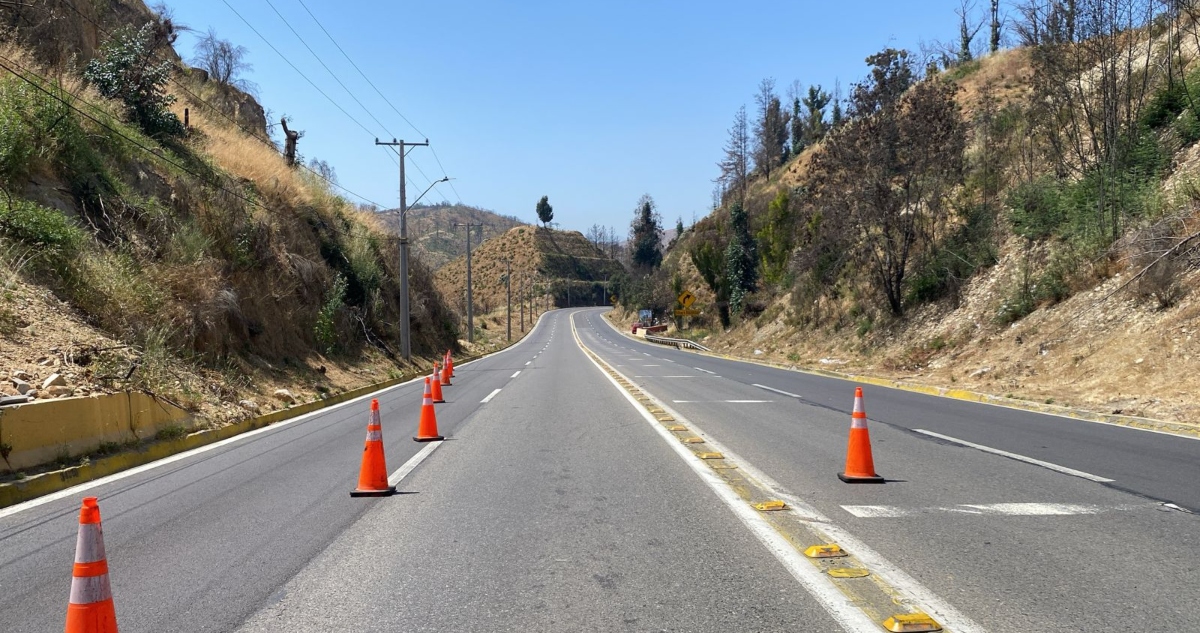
[0,393,191,471]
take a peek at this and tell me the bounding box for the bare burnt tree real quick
[192,27,253,90]
[811,49,966,315]
[280,117,302,167]
[752,78,790,180]
[719,105,751,205]
[1022,0,1160,240]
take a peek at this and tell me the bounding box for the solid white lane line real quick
[571,327,880,631]
[842,503,1123,518]
[571,314,984,633]
[481,388,502,404]
[0,371,424,520]
[511,371,521,378]
[387,439,442,487]
[754,384,802,399]
[913,429,1115,483]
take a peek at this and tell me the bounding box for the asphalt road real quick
[574,308,1200,630]
[2,307,1197,631]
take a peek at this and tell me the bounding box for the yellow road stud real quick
[697,452,724,459]
[666,425,687,431]
[681,437,705,444]
[882,613,942,632]
[826,568,869,578]
[753,500,787,511]
[804,544,848,558]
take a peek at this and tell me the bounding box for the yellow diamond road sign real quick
[677,290,696,308]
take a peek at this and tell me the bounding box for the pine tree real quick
[629,194,663,271]
[724,202,758,315]
[802,85,831,147]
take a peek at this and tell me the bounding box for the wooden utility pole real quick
[374,138,430,361]
[504,258,512,341]
[453,222,485,342]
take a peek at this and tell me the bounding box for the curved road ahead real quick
[1,307,1196,631]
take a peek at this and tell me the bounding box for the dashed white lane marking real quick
[694,367,716,374]
[387,439,443,487]
[754,384,803,399]
[842,503,1131,518]
[634,376,700,378]
[914,429,1115,483]
[642,364,661,367]
[511,371,521,378]
[525,361,532,366]
[481,388,502,404]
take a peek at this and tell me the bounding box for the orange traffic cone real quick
[838,387,885,483]
[65,497,118,633]
[350,399,396,497]
[430,362,445,403]
[414,378,444,442]
[446,350,455,377]
[439,359,452,386]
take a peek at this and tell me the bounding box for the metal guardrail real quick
[644,334,712,352]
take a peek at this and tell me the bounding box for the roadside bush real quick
[0,196,84,258]
[84,24,184,139]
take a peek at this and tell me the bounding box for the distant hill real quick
[436,226,626,315]
[377,204,525,270]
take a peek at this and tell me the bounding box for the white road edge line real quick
[568,316,880,632]
[0,312,557,520]
[481,388,502,404]
[571,312,985,633]
[511,371,521,378]
[754,384,802,399]
[913,429,1115,483]
[387,440,442,487]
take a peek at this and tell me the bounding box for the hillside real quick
[436,226,624,321]
[636,23,1200,426]
[0,1,457,429]
[378,203,524,270]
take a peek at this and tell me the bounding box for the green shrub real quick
[83,24,184,139]
[0,197,84,256]
[315,273,347,353]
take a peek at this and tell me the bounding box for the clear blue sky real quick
[163,0,971,233]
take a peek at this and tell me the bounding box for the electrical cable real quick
[54,0,385,209]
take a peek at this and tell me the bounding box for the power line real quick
[294,0,425,139]
[259,0,396,138]
[0,54,398,242]
[293,0,463,206]
[219,0,378,139]
[54,0,385,209]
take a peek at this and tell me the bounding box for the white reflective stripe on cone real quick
[69,574,113,604]
[366,430,383,442]
[853,397,865,415]
[370,410,381,425]
[74,524,106,563]
[850,417,869,429]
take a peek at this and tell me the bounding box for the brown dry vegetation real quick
[435,226,624,321]
[0,1,458,441]
[655,35,1200,427]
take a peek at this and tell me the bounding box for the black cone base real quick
[350,486,397,497]
[837,473,885,484]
